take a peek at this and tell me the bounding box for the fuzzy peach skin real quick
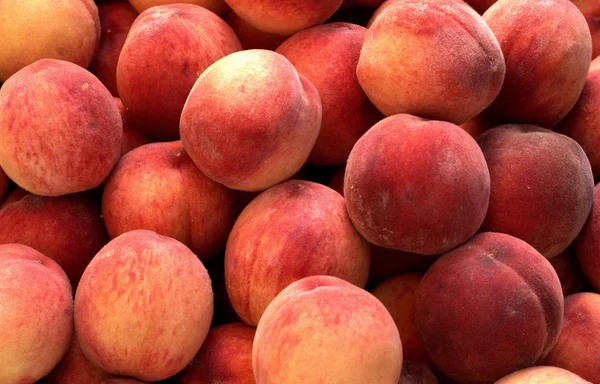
[0,192,109,288]
[570,0,600,59]
[415,232,564,384]
[357,0,505,124]
[0,59,122,196]
[129,0,228,14]
[223,0,343,35]
[400,360,439,384]
[277,23,383,165]
[253,275,403,384]
[225,180,370,326]
[0,167,8,202]
[555,58,600,179]
[344,114,490,255]
[176,323,255,383]
[117,4,241,140]
[372,273,427,362]
[575,183,600,292]
[482,0,592,127]
[88,1,138,96]
[540,293,600,383]
[113,98,150,156]
[180,50,322,192]
[495,366,591,384]
[0,244,73,384]
[0,0,100,82]
[477,125,594,258]
[224,11,288,50]
[550,248,586,296]
[102,141,239,261]
[74,230,214,381]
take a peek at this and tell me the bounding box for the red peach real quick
[129,0,228,15]
[496,366,591,384]
[570,0,600,59]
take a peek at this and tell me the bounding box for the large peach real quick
[176,323,255,383]
[496,366,591,384]
[482,0,592,126]
[253,275,402,384]
[0,0,100,82]
[0,192,109,287]
[223,0,343,35]
[180,50,322,192]
[102,141,239,261]
[415,232,564,384]
[570,0,600,59]
[344,114,490,255]
[88,1,138,96]
[477,125,594,258]
[540,292,600,383]
[225,180,370,326]
[575,183,600,291]
[128,0,227,14]
[357,0,505,124]
[74,230,214,381]
[117,4,241,140]
[277,23,383,165]
[0,244,73,384]
[0,59,122,196]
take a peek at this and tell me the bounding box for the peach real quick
[555,57,600,179]
[400,360,439,384]
[113,98,150,156]
[180,50,322,192]
[74,230,214,381]
[277,23,383,165]
[117,4,241,140]
[570,0,600,59]
[0,244,73,384]
[253,275,403,384]
[415,232,564,384]
[0,192,109,288]
[575,183,600,292]
[0,0,100,82]
[102,141,238,260]
[223,0,343,35]
[225,180,370,326]
[357,0,505,124]
[129,0,227,14]
[550,248,586,296]
[176,323,255,383]
[482,0,592,127]
[371,273,427,361]
[88,2,138,96]
[540,292,600,383]
[496,366,591,384]
[460,114,492,139]
[366,0,395,28]
[344,114,490,255]
[224,10,288,50]
[0,167,8,202]
[477,125,594,258]
[0,59,122,196]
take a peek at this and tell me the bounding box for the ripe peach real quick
[482,0,592,127]
[575,183,600,292]
[0,244,73,384]
[496,366,591,384]
[357,0,505,124]
[0,0,100,82]
[74,230,214,381]
[415,232,564,384]
[117,4,241,140]
[102,141,239,261]
[224,11,288,50]
[0,59,122,196]
[366,0,395,28]
[180,50,322,192]
[277,23,383,165]
[253,275,403,384]
[570,0,600,59]
[477,125,594,258]
[344,114,490,255]
[129,0,227,14]
[225,180,370,326]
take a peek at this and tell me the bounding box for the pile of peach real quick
[1,0,600,383]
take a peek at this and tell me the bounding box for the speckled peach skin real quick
[129,0,228,14]
[0,244,73,384]
[477,125,594,258]
[116,4,241,140]
[358,0,505,124]
[495,366,591,384]
[344,114,490,255]
[570,0,600,59]
[225,180,370,326]
[0,0,100,82]
[74,230,214,382]
[575,183,600,292]
[102,141,239,261]
[0,59,123,197]
[180,50,322,192]
[253,275,402,384]
[415,232,564,384]
[482,0,592,127]
[223,10,288,50]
